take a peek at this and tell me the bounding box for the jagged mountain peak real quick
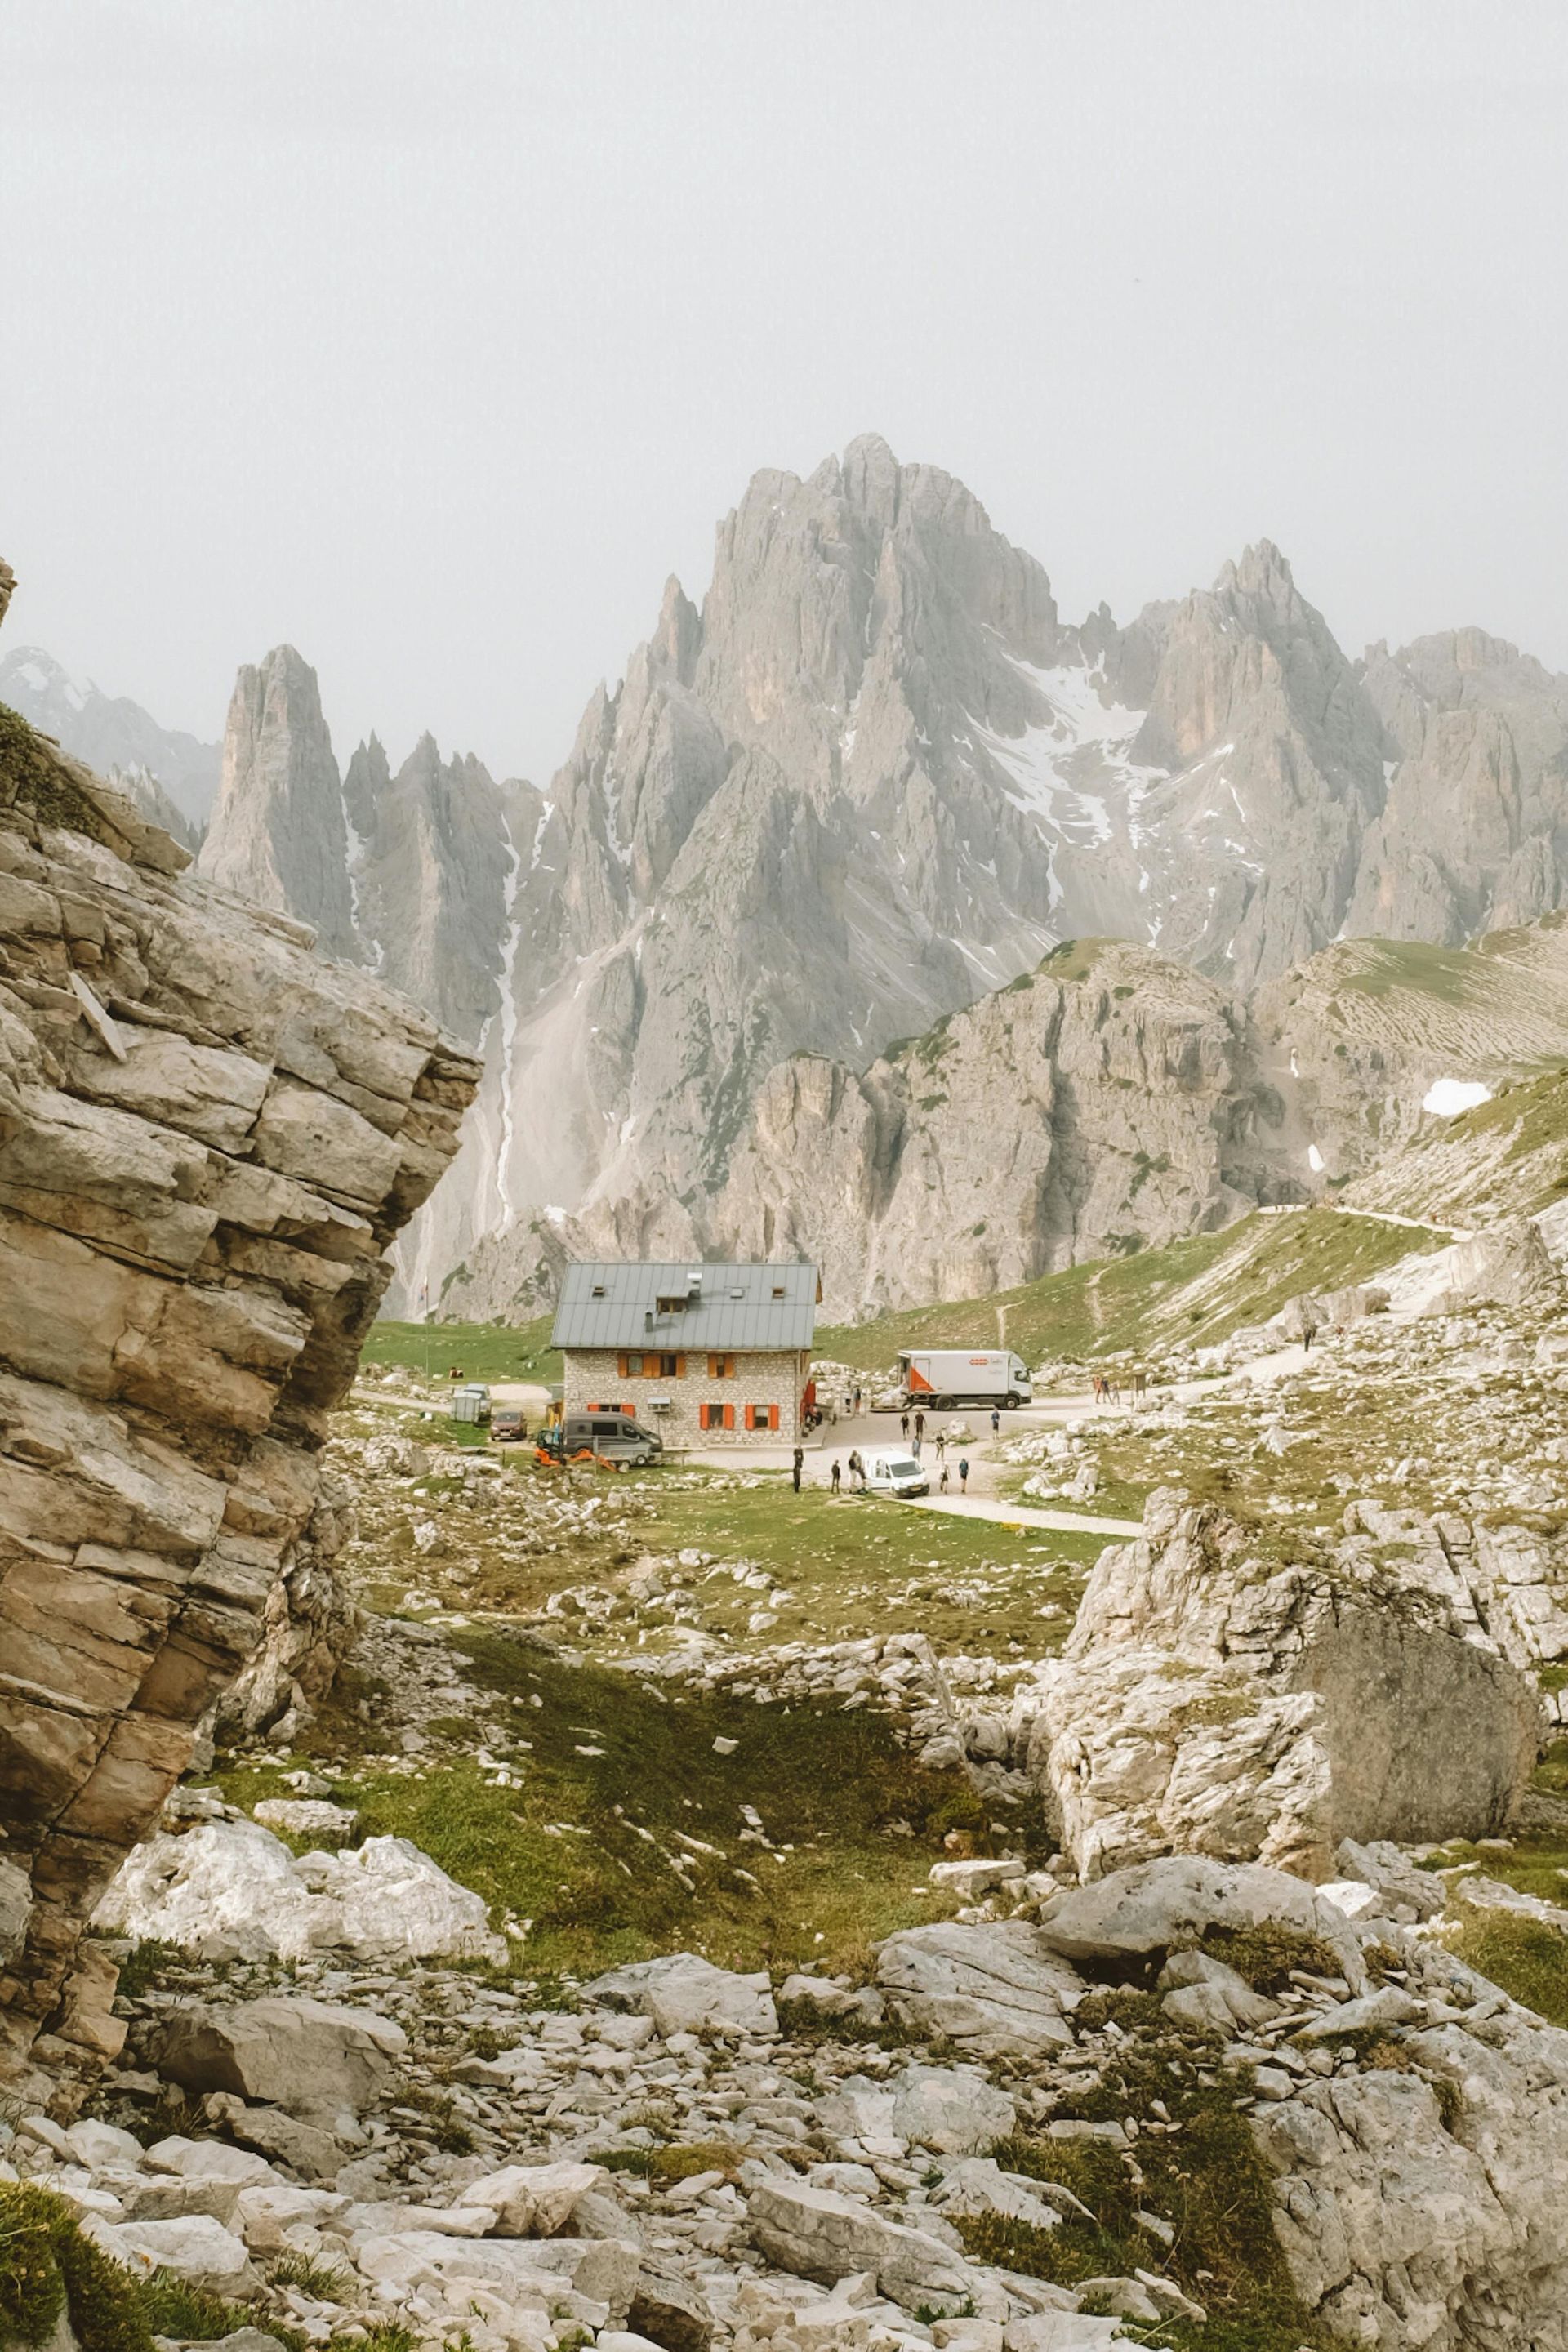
[166,436,1568,1317]
[1216,534,1298,606]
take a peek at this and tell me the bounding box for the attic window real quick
[656,1294,688,1313]
[772,1284,786,1298]
[590,1283,606,1298]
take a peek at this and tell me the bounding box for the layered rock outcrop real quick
[706,937,1276,1308]
[1026,1491,1539,1880]
[0,624,478,2082]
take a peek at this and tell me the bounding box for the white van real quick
[868,1453,930,1499]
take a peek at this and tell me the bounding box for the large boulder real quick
[873,1921,1085,2055]
[93,1817,504,1964]
[150,1994,407,2124]
[1253,1984,1568,2349]
[585,1952,778,2038]
[84,2212,256,2297]
[1034,1856,1364,1985]
[747,2178,978,2310]
[1029,1493,1539,1878]
[1436,1215,1562,1312]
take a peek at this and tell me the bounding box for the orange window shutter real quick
[723,1403,734,1430]
[675,1352,686,1377]
[617,1352,628,1379]
[768,1404,780,1432]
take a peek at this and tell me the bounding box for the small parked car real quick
[868,1453,930,1499]
[490,1406,527,1443]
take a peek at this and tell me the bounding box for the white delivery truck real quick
[898,1350,1032,1411]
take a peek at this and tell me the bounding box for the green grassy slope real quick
[363,1316,560,1383]
[817,1206,1439,1370]
[217,1629,1004,1980]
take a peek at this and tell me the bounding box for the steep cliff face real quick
[198,646,359,961]
[1348,630,1568,943]
[1108,542,1394,990]
[705,939,1274,1311]
[0,607,478,2081]
[1254,915,1568,1184]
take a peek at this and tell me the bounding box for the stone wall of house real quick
[562,1347,808,1447]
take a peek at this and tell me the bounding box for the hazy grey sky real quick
[4,2,1566,782]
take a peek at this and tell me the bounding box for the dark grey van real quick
[563,1410,663,1467]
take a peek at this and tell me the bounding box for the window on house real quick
[656,1294,687,1313]
[625,1352,644,1375]
[590,1283,606,1298]
[658,1352,679,1377]
[708,1352,735,1379]
[772,1284,786,1298]
[744,1403,780,1432]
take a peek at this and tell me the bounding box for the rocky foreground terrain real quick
[10,991,1568,2349]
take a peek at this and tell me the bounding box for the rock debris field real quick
[6,1235,1568,2352]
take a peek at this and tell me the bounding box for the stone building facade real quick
[562,1345,813,1449]
[552,1261,818,1450]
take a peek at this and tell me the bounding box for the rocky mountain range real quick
[9,436,1568,1313]
[0,644,219,846]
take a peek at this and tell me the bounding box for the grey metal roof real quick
[551,1260,819,1353]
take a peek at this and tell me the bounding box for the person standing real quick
[831,1457,842,1494]
[901,1410,911,1441]
[792,1445,804,1494]
[911,1430,922,1460]
[959,1456,969,1494]
[853,1385,862,1416]
[914,1409,925,1441]
[990,1407,1000,1436]
[935,1430,946,1463]
[939,1463,950,1493]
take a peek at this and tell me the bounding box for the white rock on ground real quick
[585,1951,780,2038]
[93,1818,506,1964]
[874,1921,1085,2054]
[149,1995,408,2124]
[746,2177,983,2310]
